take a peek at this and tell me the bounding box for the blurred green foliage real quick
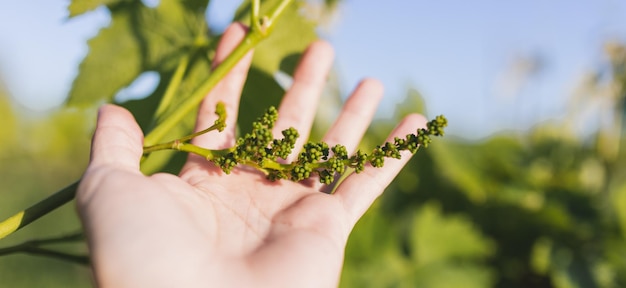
[1,0,626,287]
[345,122,626,287]
[0,88,91,286]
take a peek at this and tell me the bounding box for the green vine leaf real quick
[410,203,493,266]
[67,0,127,18]
[408,202,494,287]
[65,0,209,108]
[235,0,317,76]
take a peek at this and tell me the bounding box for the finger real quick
[322,78,383,154]
[315,79,383,192]
[192,23,253,149]
[335,114,427,225]
[272,41,334,162]
[89,104,144,171]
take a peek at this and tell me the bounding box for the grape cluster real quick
[211,106,448,185]
[214,106,298,174]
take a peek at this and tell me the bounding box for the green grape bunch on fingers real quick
[145,103,448,186]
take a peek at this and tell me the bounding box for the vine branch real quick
[154,53,191,120]
[0,231,88,265]
[0,182,78,240]
[143,0,293,146]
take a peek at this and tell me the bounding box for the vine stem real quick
[0,0,294,241]
[143,101,227,154]
[144,32,258,146]
[0,231,88,265]
[0,182,78,240]
[154,53,190,120]
[144,0,293,146]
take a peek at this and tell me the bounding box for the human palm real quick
[77,23,426,288]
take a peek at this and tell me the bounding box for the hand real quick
[77,23,427,288]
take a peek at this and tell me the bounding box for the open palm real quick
[77,23,426,288]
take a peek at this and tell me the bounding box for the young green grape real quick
[208,105,448,185]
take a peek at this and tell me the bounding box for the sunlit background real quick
[3,1,626,137]
[2,1,626,287]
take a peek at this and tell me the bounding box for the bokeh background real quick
[1,0,626,287]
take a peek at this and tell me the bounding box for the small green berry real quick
[318,169,333,185]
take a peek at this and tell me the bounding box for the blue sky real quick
[1,1,625,138]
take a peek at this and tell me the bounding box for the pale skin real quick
[77,23,427,288]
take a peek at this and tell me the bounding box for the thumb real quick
[89,104,144,171]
